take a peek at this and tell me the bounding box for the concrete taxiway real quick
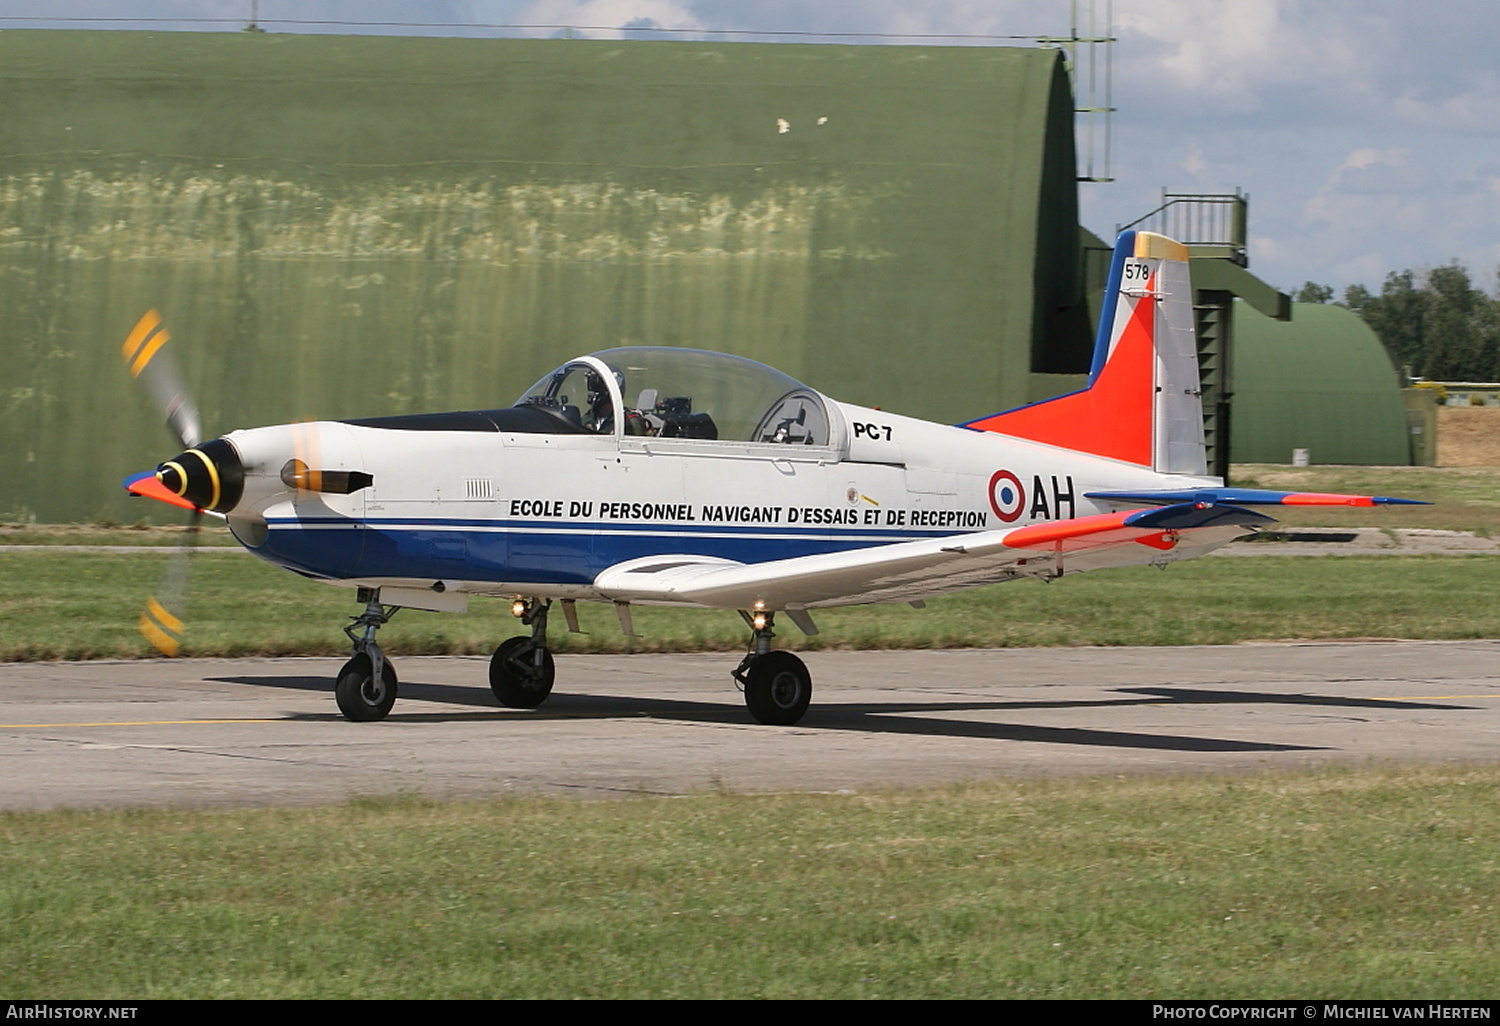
[1,642,1497,809]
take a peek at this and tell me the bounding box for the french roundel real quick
[988,470,1025,523]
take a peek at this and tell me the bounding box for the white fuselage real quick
[222,393,1218,609]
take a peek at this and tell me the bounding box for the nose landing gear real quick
[335,589,400,722]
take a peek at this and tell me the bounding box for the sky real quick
[3,0,1497,295]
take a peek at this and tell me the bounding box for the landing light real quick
[511,598,527,618]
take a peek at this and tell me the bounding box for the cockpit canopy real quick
[515,347,831,445]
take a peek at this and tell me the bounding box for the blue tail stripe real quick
[1087,229,1135,385]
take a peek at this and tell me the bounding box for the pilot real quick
[586,370,626,433]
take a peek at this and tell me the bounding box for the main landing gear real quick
[486,598,811,723]
[732,610,813,726]
[490,598,556,708]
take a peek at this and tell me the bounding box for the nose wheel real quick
[336,589,400,722]
[335,651,398,721]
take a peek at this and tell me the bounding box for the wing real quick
[594,502,1274,610]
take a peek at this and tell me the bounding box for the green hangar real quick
[0,30,1408,522]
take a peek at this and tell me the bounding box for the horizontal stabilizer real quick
[1086,487,1428,507]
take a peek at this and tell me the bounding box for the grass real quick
[0,521,240,547]
[1232,463,1500,534]
[1,766,1497,998]
[3,549,1500,661]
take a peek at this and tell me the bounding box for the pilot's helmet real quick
[587,369,626,404]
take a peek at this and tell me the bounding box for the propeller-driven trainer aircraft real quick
[123,230,1420,724]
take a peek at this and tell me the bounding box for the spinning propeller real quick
[121,310,206,655]
[122,311,374,655]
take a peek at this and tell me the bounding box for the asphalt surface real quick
[3,641,1498,810]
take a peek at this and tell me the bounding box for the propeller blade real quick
[122,309,202,449]
[138,510,200,657]
[122,310,210,657]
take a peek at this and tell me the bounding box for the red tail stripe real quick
[966,271,1156,466]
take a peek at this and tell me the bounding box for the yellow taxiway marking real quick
[1,719,283,729]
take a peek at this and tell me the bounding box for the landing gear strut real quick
[733,610,812,725]
[491,598,556,708]
[335,588,399,722]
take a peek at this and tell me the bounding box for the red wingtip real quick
[1279,493,1376,507]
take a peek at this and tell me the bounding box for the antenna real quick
[1041,0,1116,183]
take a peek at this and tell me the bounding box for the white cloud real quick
[1180,142,1207,176]
[1315,148,1438,198]
[1391,71,1500,134]
[511,0,704,37]
[1109,0,1390,119]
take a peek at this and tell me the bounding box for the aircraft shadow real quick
[1114,687,1473,711]
[206,673,1388,752]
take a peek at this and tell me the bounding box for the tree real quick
[1423,263,1490,380]
[1356,270,1425,373]
[1340,260,1500,381]
[1294,281,1335,304]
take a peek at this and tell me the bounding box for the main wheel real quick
[743,651,812,726]
[490,636,556,708]
[335,653,398,722]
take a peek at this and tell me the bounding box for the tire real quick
[490,636,556,708]
[335,653,397,722]
[336,655,397,689]
[743,651,812,726]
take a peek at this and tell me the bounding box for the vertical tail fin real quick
[961,230,1206,475]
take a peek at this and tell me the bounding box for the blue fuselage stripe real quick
[256,518,969,584]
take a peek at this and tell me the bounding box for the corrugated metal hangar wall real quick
[0,31,1093,522]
